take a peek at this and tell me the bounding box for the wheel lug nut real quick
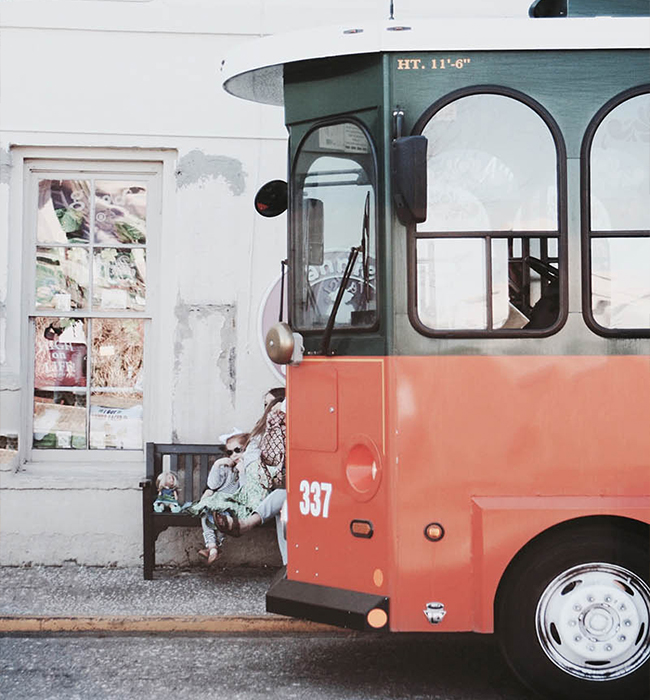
[619,604,626,611]
[624,619,632,627]
[573,605,582,612]
[574,635,582,642]
[605,644,613,652]
[568,620,577,627]
[604,596,612,603]
[588,645,595,651]
[587,595,595,603]
[619,635,626,642]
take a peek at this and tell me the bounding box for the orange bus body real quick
[286,355,650,633]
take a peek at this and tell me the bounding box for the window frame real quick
[17,150,168,464]
[289,116,380,336]
[407,85,568,339]
[580,84,650,338]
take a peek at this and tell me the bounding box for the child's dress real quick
[186,408,286,520]
[188,459,281,519]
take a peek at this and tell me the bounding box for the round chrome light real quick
[265,322,294,364]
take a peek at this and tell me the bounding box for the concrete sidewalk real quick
[0,564,338,634]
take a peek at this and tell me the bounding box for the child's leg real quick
[200,513,224,564]
[255,489,286,524]
[201,514,217,548]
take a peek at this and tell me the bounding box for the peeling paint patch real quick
[175,149,246,195]
[0,149,11,185]
[172,297,237,442]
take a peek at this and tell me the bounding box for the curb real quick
[0,615,345,635]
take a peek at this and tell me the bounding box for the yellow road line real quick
[0,615,345,634]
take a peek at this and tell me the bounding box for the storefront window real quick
[30,168,153,450]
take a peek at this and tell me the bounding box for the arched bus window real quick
[582,88,650,336]
[292,121,377,332]
[410,89,566,337]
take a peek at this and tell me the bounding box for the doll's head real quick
[156,471,178,490]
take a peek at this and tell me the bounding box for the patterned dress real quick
[187,408,286,521]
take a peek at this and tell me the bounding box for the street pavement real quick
[1,564,537,698]
[0,563,334,634]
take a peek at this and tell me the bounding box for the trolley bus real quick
[222,1,650,697]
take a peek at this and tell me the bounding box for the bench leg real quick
[143,535,155,580]
[143,512,155,580]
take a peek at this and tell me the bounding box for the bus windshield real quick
[292,122,377,332]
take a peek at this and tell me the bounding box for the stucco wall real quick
[0,0,296,566]
[0,0,532,565]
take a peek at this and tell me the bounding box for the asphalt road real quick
[0,632,538,700]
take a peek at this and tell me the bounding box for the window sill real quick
[0,460,145,490]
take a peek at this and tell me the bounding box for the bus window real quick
[292,122,377,332]
[412,92,564,335]
[586,91,650,332]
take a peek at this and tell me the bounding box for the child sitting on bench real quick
[197,431,248,564]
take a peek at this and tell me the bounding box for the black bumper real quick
[266,568,389,631]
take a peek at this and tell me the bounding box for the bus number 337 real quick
[299,480,332,518]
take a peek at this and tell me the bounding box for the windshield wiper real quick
[320,193,371,356]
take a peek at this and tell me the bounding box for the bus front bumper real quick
[266,568,390,631]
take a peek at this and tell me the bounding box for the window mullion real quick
[86,318,92,450]
[486,236,494,330]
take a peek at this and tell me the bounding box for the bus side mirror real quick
[255,180,287,217]
[304,198,324,266]
[391,135,428,225]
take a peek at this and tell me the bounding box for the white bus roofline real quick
[221,17,650,106]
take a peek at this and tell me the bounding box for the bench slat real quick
[200,454,209,496]
[184,455,194,503]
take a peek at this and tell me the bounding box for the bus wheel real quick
[496,522,650,700]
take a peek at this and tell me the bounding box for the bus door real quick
[284,119,392,605]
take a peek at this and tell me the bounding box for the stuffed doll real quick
[153,471,181,513]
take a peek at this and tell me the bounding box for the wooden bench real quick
[140,442,226,580]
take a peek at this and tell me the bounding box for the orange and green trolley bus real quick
[222,1,650,697]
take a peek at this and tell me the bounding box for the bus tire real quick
[495,520,650,700]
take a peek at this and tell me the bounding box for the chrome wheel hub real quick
[536,563,650,681]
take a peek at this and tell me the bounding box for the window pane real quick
[35,247,89,310]
[38,179,90,244]
[33,317,87,449]
[418,95,558,232]
[90,318,143,450]
[93,248,146,311]
[89,397,143,450]
[417,236,560,332]
[293,123,376,330]
[491,238,510,328]
[417,238,487,329]
[592,237,650,328]
[94,181,147,244]
[591,93,650,231]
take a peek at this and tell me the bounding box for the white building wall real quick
[0,0,296,567]
[0,0,531,566]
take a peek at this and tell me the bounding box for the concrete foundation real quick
[0,458,282,568]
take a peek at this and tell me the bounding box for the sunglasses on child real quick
[225,447,243,456]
